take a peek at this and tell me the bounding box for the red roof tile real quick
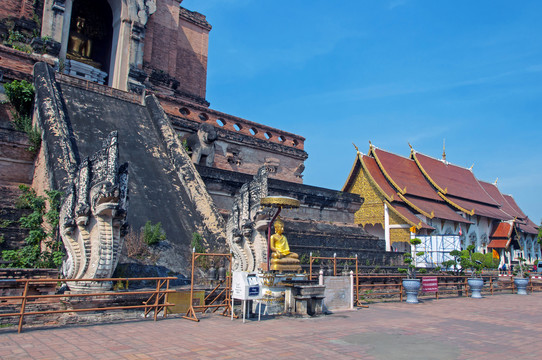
[487,239,510,249]
[479,181,521,219]
[361,155,397,200]
[518,223,538,235]
[403,195,471,224]
[490,222,513,238]
[413,152,500,206]
[389,202,434,230]
[518,218,539,235]
[502,194,527,219]
[373,148,441,201]
[445,196,511,220]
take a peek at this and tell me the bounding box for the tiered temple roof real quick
[411,151,511,220]
[371,147,470,226]
[344,144,538,243]
[354,152,434,230]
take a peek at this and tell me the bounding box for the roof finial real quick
[469,163,474,171]
[408,142,413,150]
[352,142,360,153]
[494,177,498,186]
[442,139,446,161]
[368,140,373,150]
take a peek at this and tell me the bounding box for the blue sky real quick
[182,0,542,224]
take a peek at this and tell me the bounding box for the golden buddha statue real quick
[270,217,301,272]
[67,16,101,69]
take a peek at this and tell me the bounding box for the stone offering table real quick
[280,279,325,317]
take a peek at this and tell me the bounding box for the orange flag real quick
[492,249,499,259]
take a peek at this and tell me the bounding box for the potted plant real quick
[513,257,529,295]
[460,245,485,298]
[399,238,424,303]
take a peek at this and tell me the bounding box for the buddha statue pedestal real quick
[63,59,107,85]
[255,272,306,316]
[270,258,302,272]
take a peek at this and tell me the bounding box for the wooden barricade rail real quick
[182,252,234,322]
[0,277,177,333]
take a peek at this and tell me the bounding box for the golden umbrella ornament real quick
[260,196,300,270]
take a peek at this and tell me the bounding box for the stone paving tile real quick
[1,293,541,359]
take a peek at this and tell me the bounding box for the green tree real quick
[459,245,489,278]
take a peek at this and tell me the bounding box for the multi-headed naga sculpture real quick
[60,131,129,292]
[226,166,271,271]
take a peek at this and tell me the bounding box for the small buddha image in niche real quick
[67,0,114,72]
[68,17,92,59]
[67,16,102,69]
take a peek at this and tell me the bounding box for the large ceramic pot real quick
[402,279,421,304]
[513,277,529,295]
[467,278,484,298]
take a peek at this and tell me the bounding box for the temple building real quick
[0,0,398,277]
[343,144,540,267]
[0,1,537,277]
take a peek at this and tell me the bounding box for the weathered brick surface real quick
[0,101,34,254]
[0,44,54,82]
[0,0,35,22]
[0,124,34,185]
[144,2,210,102]
[0,268,59,327]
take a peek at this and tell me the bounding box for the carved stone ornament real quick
[226,166,272,271]
[186,123,217,167]
[60,131,129,292]
[131,0,157,26]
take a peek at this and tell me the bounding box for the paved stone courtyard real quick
[1,292,540,359]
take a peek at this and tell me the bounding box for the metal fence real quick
[0,277,176,333]
[354,274,542,305]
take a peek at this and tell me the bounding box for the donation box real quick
[232,271,261,300]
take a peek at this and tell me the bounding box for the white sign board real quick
[232,271,261,300]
